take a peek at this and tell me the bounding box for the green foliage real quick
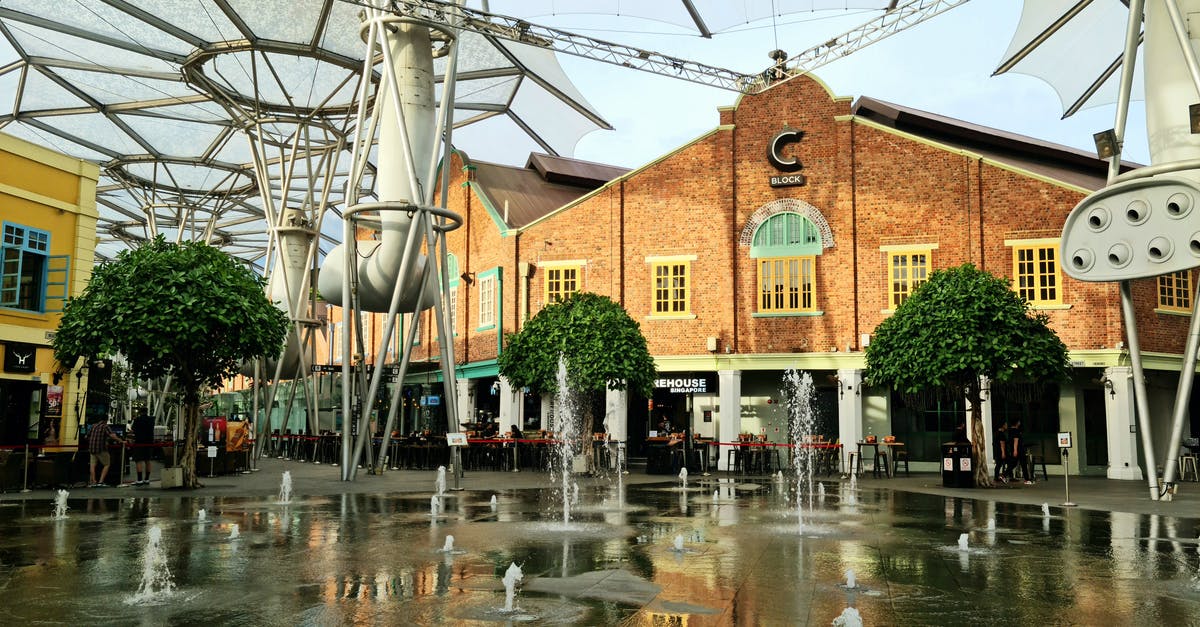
[498,292,655,397]
[866,263,1070,488]
[865,263,1070,395]
[53,237,290,402]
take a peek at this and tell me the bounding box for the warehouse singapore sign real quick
[655,376,712,394]
[767,128,807,188]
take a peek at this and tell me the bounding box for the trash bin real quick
[941,442,975,488]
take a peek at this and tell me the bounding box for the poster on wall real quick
[43,384,63,444]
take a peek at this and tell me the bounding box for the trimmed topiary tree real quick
[498,292,655,468]
[864,263,1070,487]
[53,237,289,488]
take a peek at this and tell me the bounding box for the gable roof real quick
[851,96,1138,192]
[468,153,629,229]
[462,95,1138,230]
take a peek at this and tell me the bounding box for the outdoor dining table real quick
[855,441,905,477]
[714,441,843,475]
[466,438,559,471]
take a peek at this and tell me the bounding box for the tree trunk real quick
[581,393,596,473]
[181,401,202,489]
[968,386,992,488]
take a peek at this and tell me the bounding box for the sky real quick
[458,0,1150,170]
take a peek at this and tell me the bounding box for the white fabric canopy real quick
[996,0,1143,118]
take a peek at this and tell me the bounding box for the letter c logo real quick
[768,129,804,173]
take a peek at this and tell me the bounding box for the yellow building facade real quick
[0,132,98,448]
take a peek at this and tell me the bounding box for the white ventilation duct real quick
[318,20,439,314]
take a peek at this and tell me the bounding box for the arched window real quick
[750,213,821,313]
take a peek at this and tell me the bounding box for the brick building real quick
[397,74,1194,479]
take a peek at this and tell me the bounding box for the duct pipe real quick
[318,21,438,313]
[1144,0,1200,496]
[242,208,313,378]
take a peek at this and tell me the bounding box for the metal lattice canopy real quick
[0,0,624,267]
[1,0,911,267]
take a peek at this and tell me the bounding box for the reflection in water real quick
[0,484,1195,624]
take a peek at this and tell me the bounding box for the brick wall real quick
[437,75,1185,363]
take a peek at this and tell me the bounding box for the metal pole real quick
[20,444,30,493]
[1061,448,1076,507]
[1120,282,1161,499]
[1157,277,1200,498]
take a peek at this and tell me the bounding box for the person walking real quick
[131,410,156,485]
[87,415,127,487]
[993,421,1009,484]
[1009,418,1032,484]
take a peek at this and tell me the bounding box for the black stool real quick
[873,450,888,478]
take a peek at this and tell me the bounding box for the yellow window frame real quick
[544,265,580,305]
[651,261,690,315]
[1011,242,1061,305]
[888,250,930,309]
[758,256,815,313]
[1158,270,1192,313]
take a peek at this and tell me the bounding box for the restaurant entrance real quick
[0,379,41,444]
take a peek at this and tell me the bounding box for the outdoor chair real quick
[873,449,888,478]
[846,451,862,477]
[1179,453,1199,482]
[1024,445,1049,482]
[726,448,742,474]
[892,446,910,476]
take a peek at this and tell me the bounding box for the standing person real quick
[993,421,1009,484]
[1009,418,1032,484]
[131,410,156,486]
[87,415,126,487]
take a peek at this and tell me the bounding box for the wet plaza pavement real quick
[1,460,1199,626]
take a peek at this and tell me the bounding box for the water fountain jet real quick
[131,525,174,602]
[784,369,817,531]
[278,471,293,504]
[833,607,864,627]
[551,356,582,524]
[958,533,969,552]
[51,489,69,520]
[501,562,523,612]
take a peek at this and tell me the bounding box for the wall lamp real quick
[1101,376,1116,399]
[460,272,475,285]
[836,378,859,400]
[1093,129,1119,159]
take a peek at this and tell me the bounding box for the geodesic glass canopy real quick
[0,0,619,267]
[1,0,906,267]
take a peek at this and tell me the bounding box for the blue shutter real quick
[44,254,70,313]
